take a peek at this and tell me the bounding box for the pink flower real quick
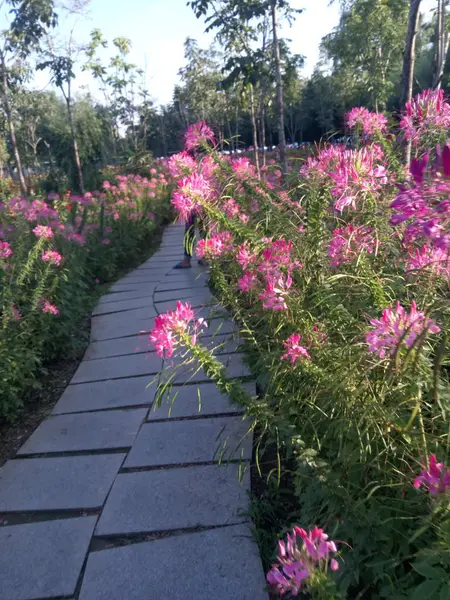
[171,172,211,220]
[102,239,111,245]
[236,243,257,270]
[196,232,233,259]
[366,301,440,358]
[41,250,63,266]
[258,274,293,311]
[231,157,257,179]
[406,244,450,276]
[149,301,206,358]
[184,120,215,151]
[281,333,311,363]
[33,225,53,239]
[328,224,378,267]
[167,152,197,178]
[414,455,450,496]
[0,241,12,258]
[238,271,259,292]
[266,526,339,597]
[400,89,450,143]
[41,300,59,316]
[345,107,388,136]
[10,306,21,320]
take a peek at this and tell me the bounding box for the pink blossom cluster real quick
[414,455,450,496]
[281,333,311,363]
[231,157,257,180]
[0,241,12,259]
[390,151,450,250]
[167,151,196,178]
[328,224,378,267]
[345,107,388,136]
[267,526,339,597]
[184,120,215,151]
[327,147,388,212]
[41,299,59,315]
[171,172,211,220]
[41,250,63,266]
[235,238,301,312]
[406,244,450,277]
[33,225,54,239]
[149,301,206,358]
[400,89,450,144]
[300,144,346,178]
[196,232,234,259]
[366,301,440,359]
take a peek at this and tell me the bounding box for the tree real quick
[432,0,449,89]
[0,0,57,194]
[400,0,422,108]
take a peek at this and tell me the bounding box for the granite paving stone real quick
[0,454,125,511]
[93,296,154,316]
[79,524,268,600]
[96,463,249,535]
[53,376,156,414]
[18,409,147,454]
[98,289,155,304]
[71,352,162,383]
[154,288,213,302]
[108,280,158,293]
[170,353,250,384]
[0,517,96,600]
[124,417,252,467]
[148,381,254,420]
[90,313,153,341]
[83,335,153,360]
[155,279,208,292]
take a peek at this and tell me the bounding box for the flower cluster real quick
[267,526,339,597]
[327,147,388,212]
[328,224,378,267]
[366,301,440,358]
[41,250,63,266]
[414,455,450,496]
[281,333,311,363]
[400,89,450,144]
[149,301,206,358]
[167,151,197,178]
[346,107,388,136]
[196,232,234,259]
[171,172,211,220]
[406,244,450,277]
[0,241,13,259]
[33,225,54,239]
[41,299,59,316]
[184,120,215,151]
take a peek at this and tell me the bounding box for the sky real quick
[7,0,437,105]
[29,0,341,105]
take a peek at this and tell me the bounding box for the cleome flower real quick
[281,333,311,363]
[184,120,215,151]
[366,301,440,359]
[149,301,207,358]
[414,455,450,496]
[267,526,339,597]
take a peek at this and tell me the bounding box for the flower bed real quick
[0,168,172,420]
[149,105,450,599]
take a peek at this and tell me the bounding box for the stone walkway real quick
[0,224,268,600]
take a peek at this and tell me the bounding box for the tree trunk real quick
[271,0,288,175]
[432,0,449,89]
[400,0,422,108]
[0,57,27,195]
[249,84,260,176]
[65,95,85,195]
[260,103,266,166]
[400,0,421,165]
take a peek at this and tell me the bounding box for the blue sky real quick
[31,0,341,105]
[5,0,436,105]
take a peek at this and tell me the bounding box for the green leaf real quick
[413,563,446,580]
[411,580,441,600]
[440,583,450,600]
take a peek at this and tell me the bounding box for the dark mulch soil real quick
[0,339,87,467]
